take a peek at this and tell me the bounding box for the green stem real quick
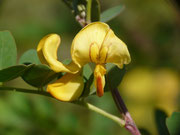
[75,101,125,127]
[0,86,52,97]
[0,86,125,127]
[86,0,92,23]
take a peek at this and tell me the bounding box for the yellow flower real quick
[71,22,131,96]
[37,22,131,101]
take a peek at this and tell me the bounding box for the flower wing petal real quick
[37,34,52,65]
[37,34,80,73]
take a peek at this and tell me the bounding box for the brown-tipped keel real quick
[96,75,104,97]
[94,64,106,97]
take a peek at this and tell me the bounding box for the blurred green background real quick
[0,0,180,135]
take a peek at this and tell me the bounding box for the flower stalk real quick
[75,100,125,127]
[86,0,92,23]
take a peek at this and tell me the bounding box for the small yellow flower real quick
[37,22,131,101]
[71,22,131,96]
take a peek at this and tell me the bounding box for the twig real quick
[75,101,125,127]
[0,86,52,97]
[110,88,141,135]
[86,0,92,23]
[0,86,125,127]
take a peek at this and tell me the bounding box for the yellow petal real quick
[94,64,106,97]
[99,46,108,64]
[37,34,80,73]
[89,42,99,63]
[102,30,131,68]
[47,73,84,101]
[37,34,53,65]
[71,22,110,67]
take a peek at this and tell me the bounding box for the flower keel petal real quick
[94,64,106,97]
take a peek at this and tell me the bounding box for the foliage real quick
[0,31,17,70]
[166,112,180,135]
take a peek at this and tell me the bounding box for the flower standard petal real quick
[102,30,131,68]
[47,72,84,101]
[71,22,110,67]
[37,34,80,73]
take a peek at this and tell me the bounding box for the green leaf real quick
[105,63,126,91]
[100,5,125,22]
[83,64,93,80]
[21,64,59,87]
[155,109,170,135]
[0,31,17,70]
[0,65,30,82]
[81,73,95,97]
[62,59,71,65]
[91,0,100,22]
[19,49,41,64]
[77,64,93,98]
[62,59,93,80]
[166,112,180,135]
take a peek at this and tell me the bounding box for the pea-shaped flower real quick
[37,22,131,101]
